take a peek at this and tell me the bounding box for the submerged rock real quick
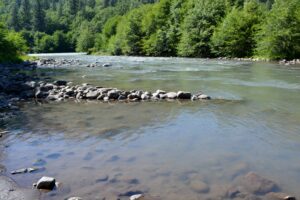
[189,180,210,193]
[36,176,56,190]
[240,172,278,195]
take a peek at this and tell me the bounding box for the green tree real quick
[76,23,95,52]
[9,2,21,31]
[255,0,300,59]
[19,0,31,30]
[178,0,226,57]
[33,0,45,32]
[211,0,265,58]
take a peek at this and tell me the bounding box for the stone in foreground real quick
[265,192,297,200]
[36,176,56,190]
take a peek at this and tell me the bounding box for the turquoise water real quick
[1,55,300,200]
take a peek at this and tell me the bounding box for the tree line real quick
[0,0,299,60]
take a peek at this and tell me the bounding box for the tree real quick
[255,0,300,59]
[69,0,79,15]
[76,23,95,52]
[211,0,266,58]
[178,0,226,57]
[33,0,45,32]
[19,0,31,30]
[9,2,21,31]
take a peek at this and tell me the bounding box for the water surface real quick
[1,55,300,199]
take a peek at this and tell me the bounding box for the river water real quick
[1,55,300,200]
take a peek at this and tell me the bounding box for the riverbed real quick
[1,54,300,200]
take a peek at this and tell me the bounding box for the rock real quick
[36,176,56,190]
[11,168,27,175]
[53,80,67,86]
[166,92,177,99]
[265,192,297,200]
[103,63,112,67]
[189,180,209,193]
[86,91,99,99]
[107,90,120,100]
[241,172,278,195]
[130,194,144,200]
[177,91,192,99]
[35,90,49,99]
[96,174,109,182]
[27,168,39,173]
[159,93,167,99]
[141,94,150,100]
[198,94,211,100]
[66,197,83,200]
[0,175,39,200]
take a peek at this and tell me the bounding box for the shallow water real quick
[1,55,300,199]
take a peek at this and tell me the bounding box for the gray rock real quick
[11,168,27,175]
[166,92,177,99]
[103,63,112,67]
[107,90,120,100]
[198,94,211,100]
[141,94,150,100]
[130,194,144,200]
[35,90,49,99]
[97,94,106,100]
[53,80,67,86]
[177,91,192,99]
[86,91,99,99]
[36,176,56,190]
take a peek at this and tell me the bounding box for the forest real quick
[0,0,299,61]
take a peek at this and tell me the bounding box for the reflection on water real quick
[1,55,300,199]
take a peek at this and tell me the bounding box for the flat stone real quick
[36,176,56,190]
[189,180,209,193]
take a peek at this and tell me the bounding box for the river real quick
[1,54,300,200]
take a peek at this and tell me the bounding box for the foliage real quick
[255,0,300,59]
[0,0,299,60]
[0,23,28,62]
[211,0,266,58]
